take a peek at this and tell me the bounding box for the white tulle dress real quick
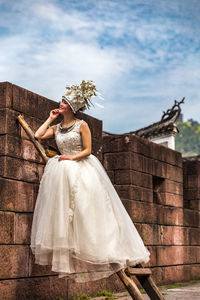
[30,119,150,282]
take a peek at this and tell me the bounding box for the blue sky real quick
[0,0,200,133]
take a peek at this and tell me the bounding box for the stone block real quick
[140,223,159,245]
[0,245,29,278]
[183,209,200,227]
[157,246,200,266]
[0,156,44,183]
[122,200,157,223]
[160,225,189,245]
[104,152,132,170]
[157,205,184,226]
[166,165,183,183]
[0,275,69,300]
[188,199,200,210]
[132,135,153,157]
[0,211,15,244]
[14,213,33,244]
[151,142,182,167]
[162,264,200,284]
[150,267,164,286]
[115,185,153,202]
[189,227,200,245]
[0,134,44,163]
[12,84,58,120]
[141,156,153,173]
[152,160,167,178]
[0,108,21,136]
[0,177,35,212]
[103,135,133,154]
[184,188,200,201]
[131,152,143,171]
[0,81,12,108]
[0,134,6,155]
[159,179,183,195]
[183,160,200,175]
[159,192,183,207]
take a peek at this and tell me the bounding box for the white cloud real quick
[0,0,200,132]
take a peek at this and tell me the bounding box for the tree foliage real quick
[175,119,200,157]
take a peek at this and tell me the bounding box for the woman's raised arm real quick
[34,109,59,139]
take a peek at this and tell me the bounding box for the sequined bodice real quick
[55,120,84,155]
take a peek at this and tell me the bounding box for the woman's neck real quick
[62,113,75,125]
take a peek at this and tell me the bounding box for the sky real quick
[0,0,200,133]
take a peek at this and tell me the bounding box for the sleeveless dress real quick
[30,120,150,282]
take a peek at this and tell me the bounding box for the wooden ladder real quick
[117,264,164,300]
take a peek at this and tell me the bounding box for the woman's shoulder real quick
[75,119,87,126]
[50,123,60,134]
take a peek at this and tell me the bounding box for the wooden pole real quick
[17,114,49,163]
[116,269,144,300]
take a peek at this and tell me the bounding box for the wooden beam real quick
[17,114,49,163]
[117,269,144,300]
[126,267,152,276]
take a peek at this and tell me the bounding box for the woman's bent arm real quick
[34,109,59,139]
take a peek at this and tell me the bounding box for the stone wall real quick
[103,134,200,286]
[0,81,200,300]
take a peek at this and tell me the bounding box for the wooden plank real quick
[126,267,152,276]
[136,275,164,300]
[17,114,49,163]
[117,269,144,300]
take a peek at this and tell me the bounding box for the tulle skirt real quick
[30,154,150,282]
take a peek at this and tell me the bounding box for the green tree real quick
[175,119,200,157]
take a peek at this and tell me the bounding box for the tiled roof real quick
[131,98,184,138]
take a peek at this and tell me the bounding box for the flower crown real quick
[62,80,103,113]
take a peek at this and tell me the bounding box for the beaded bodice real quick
[55,120,84,155]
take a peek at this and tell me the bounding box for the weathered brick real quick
[140,223,160,245]
[14,213,33,244]
[183,209,200,227]
[162,264,200,284]
[104,152,132,170]
[159,192,183,207]
[0,177,35,212]
[0,275,69,300]
[189,227,200,245]
[0,211,15,244]
[160,226,189,245]
[122,200,157,223]
[0,81,12,108]
[157,246,193,266]
[159,179,183,195]
[0,156,44,183]
[142,156,153,173]
[188,199,200,210]
[152,160,167,178]
[166,165,183,182]
[0,245,29,278]
[103,135,133,154]
[157,205,184,225]
[115,185,153,202]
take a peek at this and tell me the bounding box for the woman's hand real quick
[50,109,60,121]
[58,154,75,161]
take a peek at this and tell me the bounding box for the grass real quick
[53,279,200,300]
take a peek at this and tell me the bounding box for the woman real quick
[30,81,150,282]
